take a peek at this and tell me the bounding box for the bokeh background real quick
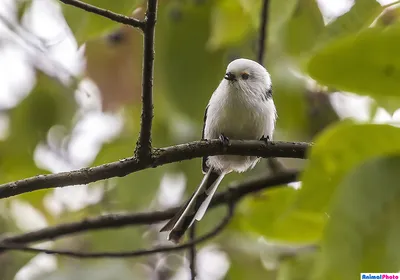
[1,0,400,279]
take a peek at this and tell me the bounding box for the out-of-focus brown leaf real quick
[376,6,400,27]
[85,9,144,112]
[305,89,339,138]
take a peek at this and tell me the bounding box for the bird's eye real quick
[241,73,249,80]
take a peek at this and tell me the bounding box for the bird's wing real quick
[201,105,209,174]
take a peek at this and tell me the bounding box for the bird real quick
[160,58,277,243]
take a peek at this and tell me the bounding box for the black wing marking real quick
[262,85,273,101]
[201,105,209,174]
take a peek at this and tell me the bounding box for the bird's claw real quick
[260,135,270,145]
[219,133,230,147]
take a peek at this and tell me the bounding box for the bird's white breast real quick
[204,82,276,172]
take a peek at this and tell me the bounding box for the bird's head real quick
[223,58,272,97]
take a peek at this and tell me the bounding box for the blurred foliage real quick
[314,156,400,279]
[62,0,139,44]
[2,0,400,279]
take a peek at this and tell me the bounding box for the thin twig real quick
[0,140,310,199]
[189,224,197,280]
[58,0,145,29]
[257,0,270,64]
[0,170,298,246]
[0,202,234,258]
[136,0,158,160]
[257,0,285,174]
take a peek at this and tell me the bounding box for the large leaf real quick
[225,245,278,280]
[317,0,383,46]
[85,25,143,111]
[62,0,138,44]
[307,25,400,113]
[268,0,298,44]
[207,0,255,50]
[314,156,400,279]
[296,122,400,213]
[269,63,309,137]
[155,0,226,121]
[236,187,324,243]
[283,0,324,58]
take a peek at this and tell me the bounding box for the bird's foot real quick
[260,135,270,145]
[219,133,230,147]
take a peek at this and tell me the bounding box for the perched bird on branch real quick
[160,58,277,243]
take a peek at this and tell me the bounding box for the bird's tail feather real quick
[159,168,225,243]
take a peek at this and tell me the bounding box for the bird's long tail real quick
[159,168,225,243]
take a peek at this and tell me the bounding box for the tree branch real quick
[0,201,234,258]
[256,0,286,174]
[0,170,299,246]
[0,140,309,199]
[257,0,270,64]
[136,0,158,160]
[58,0,145,29]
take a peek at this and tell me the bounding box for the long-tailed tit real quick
[160,58,277,243]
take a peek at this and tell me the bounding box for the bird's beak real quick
[224,72,236,81]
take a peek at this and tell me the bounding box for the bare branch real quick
[189,224,197,280]
[0,202,234,258]
[257,0,270,64]
[0,140,309,199]
[0,170,299,246]
[58,0,145,29]
[256,0,286,174]
[136,0,158,160]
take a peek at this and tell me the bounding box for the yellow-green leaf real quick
[297,122,400,213]
[307,26,400,112]
[314,156,400,279]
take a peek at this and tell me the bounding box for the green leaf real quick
[207,0,255,50]
[62,0,138,44]
[297,122,400,213]
[236,187,324,243]
[155,1,226,122]
[277,250,316,280]
[268,0,298,43]
[283,0,324,58]
[317,0,383,46]
[226,245,278,280]
[270,63,309,136]
[314,156,400,279]
[307,25,400,112]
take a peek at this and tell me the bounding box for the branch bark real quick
[0,202,234,258]
[0,170,299,246]
[58,0,145,29]
[257,0,270,64]
[136,0,157,160]
[0,140,310,199]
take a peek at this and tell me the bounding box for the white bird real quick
[160,58,277,243]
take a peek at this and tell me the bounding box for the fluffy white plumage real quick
[160,58,277,243]
[205,58,276,172]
